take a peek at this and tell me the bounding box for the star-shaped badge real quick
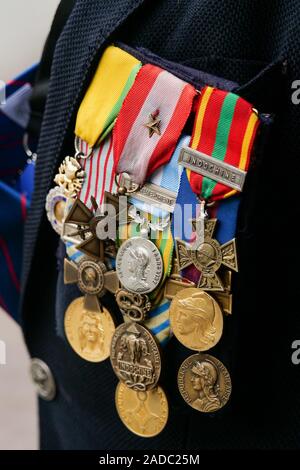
[175,218,238,292]
[144,110,161,138]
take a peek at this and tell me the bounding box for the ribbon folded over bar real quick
[186,86,260,200]
[129,134,188,217]
[75,46,141,146]
[114,64,196,185]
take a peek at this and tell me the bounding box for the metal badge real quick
[115,288,151,322]
[176,218,238,291]
[119,174,177,213]
[54,156,85,198]
[115,382,169,438]
[64,193,126,260]
[177,353,232,413]
[170,288,223,351]
[144,110,161,138]
[178,146,246,192]
[110,322,161,391]
[64,297,115,363]
[64,257,119,312]
[30,358,56,401]
[116,237,163,294]
[165,267,233,315]
[45,186,67,235]
[64,198,105,261]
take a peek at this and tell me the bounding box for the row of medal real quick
[45,136,236,438]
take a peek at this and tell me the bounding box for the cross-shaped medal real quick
[175,217,238,291]
[64,192,126,261]
[64,257,119,312]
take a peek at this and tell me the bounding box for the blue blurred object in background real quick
[0,64,38,321]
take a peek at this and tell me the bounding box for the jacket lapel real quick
[21,0,147,308]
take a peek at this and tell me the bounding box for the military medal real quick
[64,256,119,311]
[171,86,261,413]
[110,322,161,391]
[177,353,232,413]
[176,217,238,291]
[115,382,168,437]
[170,288,223,351]
[115,204,165,323]
[64,297,115,362]
[54,155,86,198]
[45,186,67,235]
[64,192,125,261]
[116,237,163,295]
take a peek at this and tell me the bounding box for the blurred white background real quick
[0,0,60,81]
[0,0,60,450]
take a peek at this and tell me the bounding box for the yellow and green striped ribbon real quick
[75,45,141,147]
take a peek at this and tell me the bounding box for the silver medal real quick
[45,186,67,235]
[116,237,163,294]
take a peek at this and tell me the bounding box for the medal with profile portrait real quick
[169,287,223,351]
[64,296,115,362]
[177,353,232,413]
[116,237,163,295]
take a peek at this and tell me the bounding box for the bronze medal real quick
[110,322,161,391]
[115,382,168,438]
[170,288,223,351]
[178,353,232,413]
[64,297,115,362]
[176,218,238,292]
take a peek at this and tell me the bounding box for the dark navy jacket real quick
[22,0,300,449]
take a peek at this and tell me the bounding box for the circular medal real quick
[169,288,223,351]
[116,237,163,294]
[178,353,232,413]
[115,382,168,438]
[45,186,67,235]
[77,258,107,296]
[64,297,115,362]
[110,322,161,391]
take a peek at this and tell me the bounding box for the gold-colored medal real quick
[115,382,168,437]
[177,353,232,413]
[169,287,223,351]
[64,297,115,362]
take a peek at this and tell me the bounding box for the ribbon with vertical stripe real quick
[114,64,196,185]
[77,135,117,210]
[75,46,141,147]
[187,86,260,200]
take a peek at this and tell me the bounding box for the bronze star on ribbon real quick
[175,218,238,292]
[144,110,161,138]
